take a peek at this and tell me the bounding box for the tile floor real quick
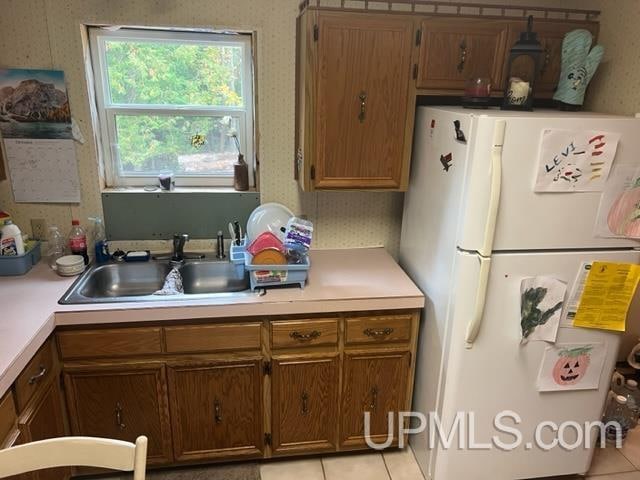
[260,448,423,480]
[258,428,640,480]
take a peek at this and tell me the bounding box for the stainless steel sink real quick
[180,261,248,295]
[59,257,253,304]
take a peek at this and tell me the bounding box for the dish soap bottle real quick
[68,219,89,265]
[1,220,25,256]
[89,216,110,263]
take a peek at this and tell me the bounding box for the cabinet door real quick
[417,18,508,91]
[272,356,338,455]
[167,360,263,461]
[315,12,414,189]
[63,363,172,465]
[340,351,411,449]
[18,381,69,480]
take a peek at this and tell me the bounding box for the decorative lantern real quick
[502,16,543,111]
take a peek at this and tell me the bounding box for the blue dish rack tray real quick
[0,241,41,276]
[230,240,309,291]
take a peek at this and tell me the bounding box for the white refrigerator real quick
[399,106,640,480]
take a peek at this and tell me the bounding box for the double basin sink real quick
[59,257,254,304]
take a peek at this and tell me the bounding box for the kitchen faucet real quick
[171,233,189,264]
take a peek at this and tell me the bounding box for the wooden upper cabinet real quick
[166,360,263,461]
[18,381,69,480]
[340,351,411,449]
[503,21,599,98]
[271,356,338,455]
[417,18,508,91]
[297,10,415,190]
[63,362,173,465]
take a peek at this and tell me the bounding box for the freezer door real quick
[459,114,640,251]
[433,249,639,480]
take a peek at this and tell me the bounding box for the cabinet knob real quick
[301,391,309,416]
[369,386,379,411]
[540,46,551,76]
[358,91,367,123]
[115,402,126,430]
[214,399,223,424]
[457,39,467,73]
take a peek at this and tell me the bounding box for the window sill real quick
[101,186,259,194]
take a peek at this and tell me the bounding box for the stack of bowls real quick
[55,255,85,277]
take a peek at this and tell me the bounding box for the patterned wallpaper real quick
[584,0,640,115]
[0,0,404,255]
[0,0,612,258]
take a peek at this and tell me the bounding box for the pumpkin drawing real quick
[552,346,592,386]
[607,177,640,238]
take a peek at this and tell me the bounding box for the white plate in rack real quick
[246,202,294,242]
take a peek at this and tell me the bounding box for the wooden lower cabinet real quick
[63,362,172,464]
[271,355,339,454]
[340,351,411,449]
[166,360,263,461]
[18,381,69,480]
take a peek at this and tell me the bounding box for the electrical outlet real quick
[31,218,47,240]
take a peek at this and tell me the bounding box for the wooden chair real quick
[0,436,147,480]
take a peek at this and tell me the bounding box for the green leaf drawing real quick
[521,287,564,339]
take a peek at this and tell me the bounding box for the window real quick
[88,27,254,187]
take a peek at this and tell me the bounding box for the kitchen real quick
[0,1,639,480]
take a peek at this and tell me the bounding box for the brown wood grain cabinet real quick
[271,355,339,455]
[416,18,508,92]
[166,359,264,461]
[296,10,416,191]
[17,381,69,480]
[340,351,411,449]
[63,362,173,465]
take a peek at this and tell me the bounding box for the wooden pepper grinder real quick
[234,153,249,191]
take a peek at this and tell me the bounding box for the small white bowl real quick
[55,255,85,276]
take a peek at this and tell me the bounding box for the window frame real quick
[88,27,255,188]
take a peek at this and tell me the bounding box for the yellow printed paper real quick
[573,262,640,332]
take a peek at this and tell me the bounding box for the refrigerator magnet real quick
[440,153,452,172]
[453,120,466,143]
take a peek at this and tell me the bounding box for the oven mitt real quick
[553,29,604,107]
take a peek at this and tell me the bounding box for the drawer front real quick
[14,339,56,411]
[164,323,261,353]
[0,391,17,441]
[58,328,163,360]
[271,319,338,349]
[345,315,412,345]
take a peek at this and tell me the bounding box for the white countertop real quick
[0,248,424,398]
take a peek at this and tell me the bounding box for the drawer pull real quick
[214,399,223,424]
[301,391,309,416]
[27,365,47,385]
[289,330,321,342]
[363,327,394,338]
[115,402,126,430]
[369,386,378,411]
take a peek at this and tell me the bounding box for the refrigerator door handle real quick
[479,120,506,257]
[465,256,492,348]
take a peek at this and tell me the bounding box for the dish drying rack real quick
[230,239,310,291]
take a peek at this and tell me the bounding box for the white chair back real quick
[0,436,147,480]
